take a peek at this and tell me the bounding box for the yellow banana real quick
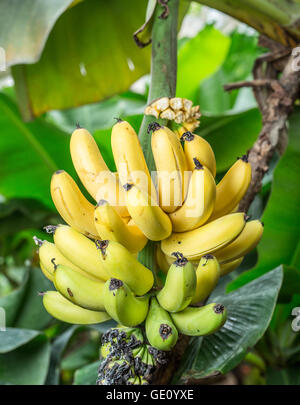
[171,303,227,336]
[45,225,109,280]
[191,255,220,305]
[70,127,128,217]
[157,252,196,312]
[214,220,263,264]
[151,123,188,212]
[209,156,251,221]
[169,159,216,232]
[94,239,154,295]
[103,278,149,327]
[123,183,172,241]
[53,264,105,311]
[161,212,246,260]
[181,132,216,177]
[111,119,157,202]
[156,246,170,274]
[220,257,244,276]
[34,237,100,281]
[42,291,110,325]
[40,262,53,282]
[50,170,98,239]
[94,200,147,253]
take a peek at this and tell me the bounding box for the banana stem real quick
[138,0,179,275]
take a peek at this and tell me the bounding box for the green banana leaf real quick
[0,328,40,353]
[0,334,51,385]
[228,109,300,292]
[177,26,230,102]
[194,0,300,47]
[11,0,151,119]
[73,360,101,385]
[0,0,74,66]
[173,266,283,382]
[266,366,300,385]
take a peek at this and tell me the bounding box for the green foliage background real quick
[0,1,299,385]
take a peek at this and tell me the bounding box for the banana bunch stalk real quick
[34,109,264,384]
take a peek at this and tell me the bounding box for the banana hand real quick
[161,212,246,260]
[94,200,147,253]
[191,254,220,305]
[171,302,227,336]
[145,297,178,351]
[42,291,110,324]
[157,252,196,312]
[103,278,149,327]
[169,159,216,232]
[50,170,99,239]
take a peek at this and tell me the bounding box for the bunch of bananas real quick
[34,115,264,377]
[97,327,167,385]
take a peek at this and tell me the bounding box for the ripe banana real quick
[35,237,100,281]
[111,119,157,202]
[171,303,227,336]
[169,159,216,232]
[94,200,147,253]
[124,183,172,241]
[220,257,244,276]
[181,132,216,177]
[157,252,196,312]
[145,297,178,351]
[47,225,109,280]
[209,156,251,221]
[151,123,188,212]
[161,212,246,260]
[156,246,170,274]
[42,291,110,325]
[40,262,53,282]
[50,170,98,239]
[191,255,220,305]
[70,126,128,217]
[53,264,105,311]
[214,220,263,264]
[94,239,154,295]
[103,278,149,327]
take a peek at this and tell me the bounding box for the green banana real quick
[191,255,220,305]
[171,302,227,336]
[103,278,149,327]
[145,297,178,351]
[157,252,196,312]
[42,291,110,325]
[53,264,105,311]
[95,239,154,295]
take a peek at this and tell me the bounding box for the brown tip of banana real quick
[180,131,194,142]
[123,183,133,191]
[33,236,43,247]
[97,199,108,207]
[171,251,187,266]
[109,278,123,291]
[147,122,162,133]
[43,225,57,234]
[95,239,109,256]
[114,117,123,123]
[238,154,249,163]
[214,304,225,314]
[54,170,65,175]
[159,324,173,340]
[75,122,82,129]
[38,291,46,296]
[193,158,204,170]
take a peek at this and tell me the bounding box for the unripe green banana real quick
[157,252,196,312]
[53,264,105,311]
[103,278,149,327]
[42,291,110,325]
[191,255,220,305]
[95,239,154,295]
[145,297,178,351]
[171,302,227,336]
